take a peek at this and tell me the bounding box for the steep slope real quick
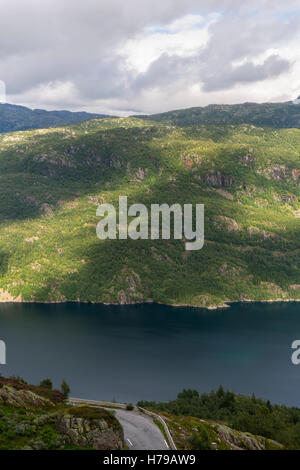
[137,100,300,128]
[0,117,299,308]
[0,103,111,133]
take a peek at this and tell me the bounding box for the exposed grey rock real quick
[203,170,235,187]
[0,385,54,408]
[56,413,124,450]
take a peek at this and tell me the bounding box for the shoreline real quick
[0,297,300,311]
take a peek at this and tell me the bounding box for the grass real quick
[66,405,121,429]
[153,418,170,447]
[0,116,299,308]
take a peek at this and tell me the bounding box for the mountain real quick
[137,100,300,128]
[0,113,299,308]
[0,103,111,133]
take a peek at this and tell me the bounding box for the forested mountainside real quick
[0,103,110,133]
[138,100,300,128]
[0,114,299,308]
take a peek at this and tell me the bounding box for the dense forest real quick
[0,110,299,307]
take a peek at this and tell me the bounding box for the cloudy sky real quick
[1,0,300,115]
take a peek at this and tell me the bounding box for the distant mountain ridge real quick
[0,103,112,133]
[137,100,300,128]
[2,99,300,135]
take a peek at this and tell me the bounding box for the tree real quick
[188,428,213,450]
[61,380,70,400]
[39,378,53,389]
[177,389,199,401]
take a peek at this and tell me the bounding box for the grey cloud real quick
[202,55,291,91]
[0,0,300,112]
[0,0,208,98]
[132,10,298,95]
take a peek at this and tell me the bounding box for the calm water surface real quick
[0,302,300,406]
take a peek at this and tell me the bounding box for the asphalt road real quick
[69,398,172,450]
[113,408,169,450]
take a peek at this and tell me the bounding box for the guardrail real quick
[69,397,127,409]
[137,407,177,450]
[69,397,177,450]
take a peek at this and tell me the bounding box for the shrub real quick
[188,428,213,450]
[39,378,53,390]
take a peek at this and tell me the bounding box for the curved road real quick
[113,408,169,450]
[69,397,170,450]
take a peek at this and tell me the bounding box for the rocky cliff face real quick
[57,412,124,450]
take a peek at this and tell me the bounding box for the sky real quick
[1,0,300,115]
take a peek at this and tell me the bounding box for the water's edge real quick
[0,298,300,310]
[1,300,300,405]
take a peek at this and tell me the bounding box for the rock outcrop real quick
[0,385,54,408]
[203,170,235,187]
[215,423,282,451]
[56,409,124,450]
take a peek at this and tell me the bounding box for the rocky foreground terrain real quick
[0,377,287,450]
[0,377,123,450]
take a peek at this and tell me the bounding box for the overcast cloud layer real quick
[1,0,300,115]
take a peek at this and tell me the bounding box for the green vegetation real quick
[188,427,213,450]
[137,387,300,449]
[0,376,123,450]
[0,103,109,134]
[0,376,63,403]
[0,404,66,450]
[0,110,299,308]
[39,378,53,389]
[138,100,300,128]
[61,380,70,400]
[67,405,121,430]
[0,375,294,450]
[153,418,171,448]
[152,411,282,450]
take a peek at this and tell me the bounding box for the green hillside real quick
[138,100,300,128]
[0,114,299,308]
[0,103,109,134]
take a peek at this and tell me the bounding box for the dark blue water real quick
[0,302,300,406]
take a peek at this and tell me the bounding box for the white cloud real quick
[120,14,217,73]
[1,0,300,114]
